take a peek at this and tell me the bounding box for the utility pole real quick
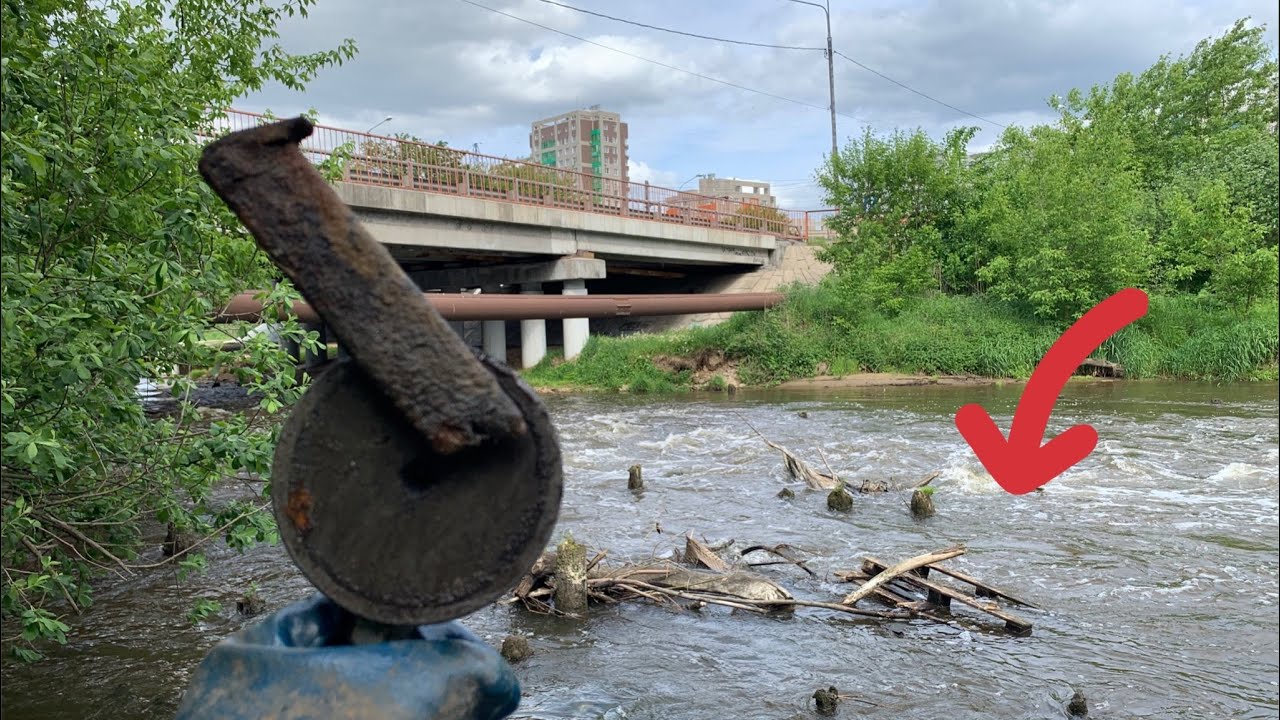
[788,0,837,159]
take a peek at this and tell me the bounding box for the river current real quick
[2,380,1277,719]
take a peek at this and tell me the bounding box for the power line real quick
[832,50,1007,129]
[460,0,863,122]
[535,0,825,51]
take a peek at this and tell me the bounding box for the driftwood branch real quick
[842,546,965,605]
[740,414,839,490]
[910,471,940,489]
[740,544,817,577]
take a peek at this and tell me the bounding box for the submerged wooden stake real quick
[827,486,853,512]
[813,686,840,716]
[1067,688,1089,716]
[554,536,588,614]
[910,488,936,519]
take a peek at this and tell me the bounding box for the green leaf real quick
[24,150,46,179]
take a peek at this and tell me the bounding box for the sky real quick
[239,0,1280,210]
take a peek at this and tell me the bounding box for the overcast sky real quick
[239,0,1279,209]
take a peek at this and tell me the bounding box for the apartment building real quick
[695,174,777,207]
[529,107,629,194]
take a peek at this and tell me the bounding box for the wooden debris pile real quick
[834,547,1038,636]
[506,537,1036,635]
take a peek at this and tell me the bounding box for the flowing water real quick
[3,381,1277,719]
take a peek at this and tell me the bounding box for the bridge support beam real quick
[519,284,546,369]
[561,279,589,360]
[482,320,507,364]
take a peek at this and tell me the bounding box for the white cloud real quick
[626,159,679,188]
[238,0,1279,211]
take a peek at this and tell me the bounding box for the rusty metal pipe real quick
[199,116,524,454]
[215,291,785,323]
[201,116,565,626]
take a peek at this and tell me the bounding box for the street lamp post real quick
[788,0,837,160]
[366,116,393,134]
[677,173,708,191]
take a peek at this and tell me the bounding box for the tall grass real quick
[522,282,1280,391]
[1103,296,1279,380]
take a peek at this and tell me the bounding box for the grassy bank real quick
[523,282,1280,392]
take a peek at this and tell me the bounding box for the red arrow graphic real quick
[955,288,1150,495]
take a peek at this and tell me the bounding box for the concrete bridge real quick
[220,110,834,366]
[336,182,782,270]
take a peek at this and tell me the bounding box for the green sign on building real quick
[590,127,602,192]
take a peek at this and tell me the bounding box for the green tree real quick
[1053,18,1278,191]
[354,134,466,186]
[969,124,1151,320]
[481,161,580,202]
[721,203,794,236]
[816,126,977,311]
[1046,18,1279,312]
[1,0,355,659]
[1158,178,1277,308]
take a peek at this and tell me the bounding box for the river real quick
[2,380,1277,719]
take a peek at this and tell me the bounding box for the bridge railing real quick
[216,109,834,243]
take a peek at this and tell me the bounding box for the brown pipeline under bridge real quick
[214,291,785,323]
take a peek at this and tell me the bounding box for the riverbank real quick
[522,283,1280,393]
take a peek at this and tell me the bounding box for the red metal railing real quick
[213,109,836,242]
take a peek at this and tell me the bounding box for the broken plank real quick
[834,570,954,625]
[833,570,921,607]
[684,534,730,573]
[841,546,965,606]
[920,562,1040,609]
[863,558,1032,636]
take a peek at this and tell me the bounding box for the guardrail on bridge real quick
[216,109,837,243]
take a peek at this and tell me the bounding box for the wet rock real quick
[910,487,936,519]
[628,464,644,491]
[162,523,200,557]
[813,686,840,716]
[500,635,533,663]
[827,487,853,512]
[797,411,809,419]
[1067,688,1088,716]
[777,487,796,500]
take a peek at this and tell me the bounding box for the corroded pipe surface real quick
[199,117,524,454]
[215,291,785,323]
[199,117,564,626]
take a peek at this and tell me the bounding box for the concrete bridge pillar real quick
[561,279,589,360]
[482,320,506,364]
[520,284,547,369]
